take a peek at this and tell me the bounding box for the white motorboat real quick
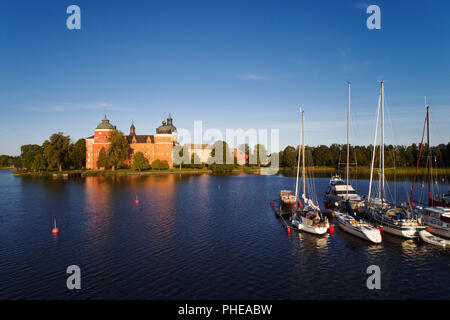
[335,210,382,244]
[419,229,450,247]
[421,206,450,239]
[324,183,362,210]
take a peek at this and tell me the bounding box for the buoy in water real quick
[422,184,425,188]
[135,195,139,204]
[286,226,291,234]
[298,202,303,208]
[270,201,274,207]
[328,225,335,233]
[52,218,59,235]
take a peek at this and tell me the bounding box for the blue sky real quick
[0,0,449,155]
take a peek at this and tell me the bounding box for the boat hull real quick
[367,210,424,239]
[291,218,328,235]
[419,230,450,247]
[335,211,382,244]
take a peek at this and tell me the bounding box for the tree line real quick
[17,133,86,172]
[275,142,450,168]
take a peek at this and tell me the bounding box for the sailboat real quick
[333,83,382,244]
[365,81,424,238]
[410,105,450,239]
[324,83,363,211]
[290,110,329,235]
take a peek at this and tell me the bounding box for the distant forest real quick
[276,142,450,168]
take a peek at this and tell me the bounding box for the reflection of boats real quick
[335,209,382,244]
[280,190,296,209]
[419,229,450,247]
[421,207,450,239]
[290,110,329,235]
[365,81,424,238]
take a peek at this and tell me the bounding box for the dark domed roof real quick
[156,113,177,134]
[96,115,116,130]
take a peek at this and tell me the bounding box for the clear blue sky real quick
[1,0,449,155]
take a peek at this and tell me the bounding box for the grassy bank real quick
[12,168,212,177]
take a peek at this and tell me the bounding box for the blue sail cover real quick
[346,200,359,221]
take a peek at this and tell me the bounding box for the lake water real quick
[0,169,448,299]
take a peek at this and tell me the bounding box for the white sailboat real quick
[365,81,424,238]
[290,110,329,235]
[334,83,382,244]
[324,83,363,211]
[410,105,450,240]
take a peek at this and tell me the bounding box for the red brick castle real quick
[86,114,178,169]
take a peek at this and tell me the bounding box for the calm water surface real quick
[0,170,448,299]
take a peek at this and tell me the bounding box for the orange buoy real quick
[52,218,59,235]
[328,225,335,233]
[270,201,274,207]
[286,226,291,234]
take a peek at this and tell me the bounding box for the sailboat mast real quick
[426,105,431,195]
[346,82,350,199]
[302,110,306,199]
[295,109,301,199]
[368,94,381,202]
[381,80,385,201]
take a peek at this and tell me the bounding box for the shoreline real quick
[9,166,450,178]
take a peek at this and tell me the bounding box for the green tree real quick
[183,152,202,169]
[132,152,149,172]
[209,141,235,173]
[31,154,46,172]
[254,144,268,166]
[160,160,169,170]
[71,138,86,169]
[42,133,71,171]
[97,147,108,169]
[20,144,43,170]
[107,131,129,170]
[151,159,161,170]
[281,145,297,168]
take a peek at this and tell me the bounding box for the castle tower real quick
[130,122,136,136]
[154,114,178,167]
[85,115,116,169]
